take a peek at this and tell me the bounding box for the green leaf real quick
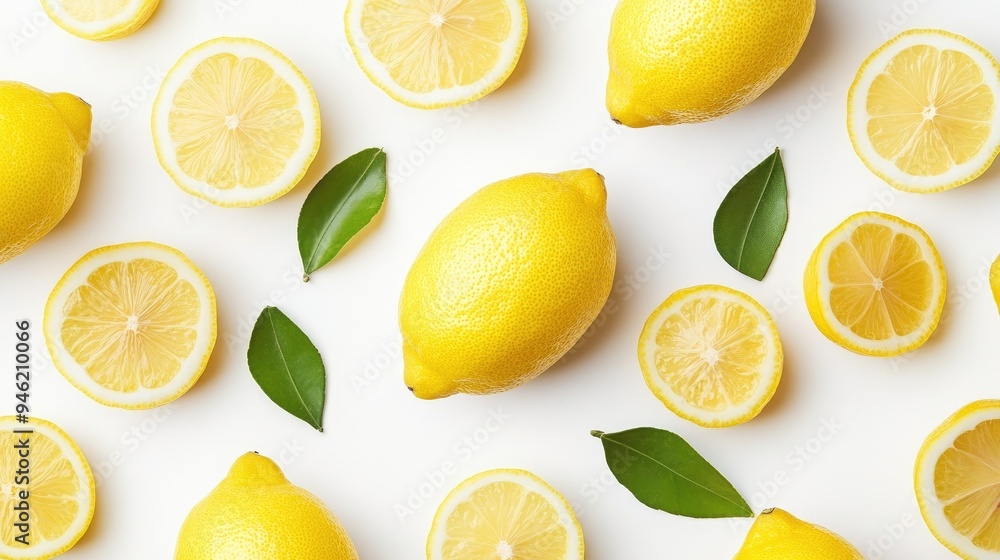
[247,306,326,431]
[713,147,788,281]
[298,147,387,279]
[591,428,752,518]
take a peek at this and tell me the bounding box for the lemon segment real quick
[40,0,158,41]
[345,0,527,108]
[638,285,782,428]
[0,416,95,560]
[804,212,946,356]
[848,29,1000,192]
[427,469,583,560]
[44,242,216,409]
[916,401,1000,559]
[152,37,320,207]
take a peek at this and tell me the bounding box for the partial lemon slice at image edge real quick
[345,0,527,108]
[804,212,946,357]
[428,469,584,560]
[848,29,1000,193]
[0,416,95,560]
[152,37,321,207]
[40,0,159,41]
[638,284,782,428]
[43,242,217,409]
[916,400,1000,560]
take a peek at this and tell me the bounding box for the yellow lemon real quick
[734,508,862,560]
[848,29,1000,193]
[176,452,358,560]
[991,254,1000,314]
[915,400,1000,559]
[152,37,321,207]
[0,416,95,560]
[803,212,946,357]
[41,0,159,41]
[0,82,90,266]
[638,285,782,428]
[345,0,527,108]
[43,242,217,409]
[399,169,616,399]
[428,469,583,560]
[606,0,815,127]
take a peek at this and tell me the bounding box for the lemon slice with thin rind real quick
[848,29,1000,193]
[345,0,527,109]
[916,400,1000,559]
[152,37,320,207]
[638,284,783,428]
[428,469,583,560]
[44,242,216,409]
[0,416,95,560]
[40,0,158,41]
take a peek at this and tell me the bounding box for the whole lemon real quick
[734,508,862,560]
[607,0,815,127]
[0,81,91,264]
[400,169,616,399]
[176,452,359,560]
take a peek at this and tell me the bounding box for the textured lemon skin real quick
[991,254,1000,314]
[734,508,863,560]
[41,0,160,41]
[0,82,90,265]
[400,169,616,399]
[176,453,359,560]
[607,0,815,127]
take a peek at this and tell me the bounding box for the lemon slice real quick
[43,242,217,409]
[638,284,782,428]
[152,37,321,207]
[428,469,583,560]
[344,0,527,108]
[915,400,1000,559]
[848,29,1000,193]
[0,416,95,560]
[40,0,158,41]
[804,212,946,357]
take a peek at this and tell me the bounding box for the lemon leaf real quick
[591,428,752,518]
[298,147,387,279]
[248,307,326,431]
[714,148,788,281]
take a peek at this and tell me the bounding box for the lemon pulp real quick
[59,0,130,21]
[933,419,1000,551]
[0,432,79,546]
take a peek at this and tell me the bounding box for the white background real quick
[0,0,998,558]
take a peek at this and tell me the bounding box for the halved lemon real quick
[345,0,527,108]
[848,29,1000,193]
[152,37,321,207]
[916,400,1000,559]
[804,212,946,357]
[638,285,782,428]
[428,469,583,560]
[0,416,95,560]
[40,0,159,41]
[43,242,217,409]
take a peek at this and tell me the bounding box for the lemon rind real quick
[915,400,1000,560]
[43,242,217,409]
[804,212,946,357]
[426,468,584,560]
[40,0,158,41]
[638,284,783,428]
[343,0,528,109]
[151,37,321,207]
[847,29,1000,193]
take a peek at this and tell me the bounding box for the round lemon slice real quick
[638,285,782,428]
[152,37,321,207]
[916,400,1000,559]
[804,212,946,357]
[40,0,158,41]
[0,416,95,560]
[848,29,1000,193]
[44,242,217,409]
[428,469,583,560]
[344,0,527,108]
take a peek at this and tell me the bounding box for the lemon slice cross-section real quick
[40,0,159,41]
